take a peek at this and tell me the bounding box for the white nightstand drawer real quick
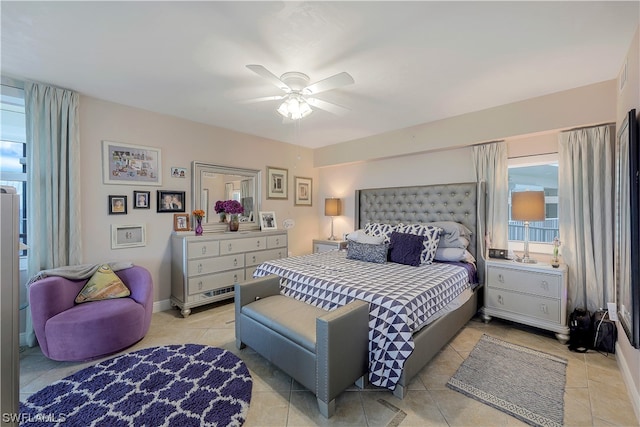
[187,269,244,295]
[187,240,220,259]
[487,265,561,298]
[486,289,560,323]
[187,254,245,276]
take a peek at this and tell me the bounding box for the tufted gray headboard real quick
[355,182,485,283]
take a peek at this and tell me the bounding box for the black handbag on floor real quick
[592,310,617,354]
[568,308,592,353]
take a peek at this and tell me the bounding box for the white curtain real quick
[473,141,509,254]
[25,82,81,273]
[558,125,615,312]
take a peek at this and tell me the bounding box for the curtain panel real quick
[25,82,82,276]
[473,141,509,253]
[559,125,615,312]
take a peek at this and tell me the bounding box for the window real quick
[1,84,27,256]
[508,154,559,246]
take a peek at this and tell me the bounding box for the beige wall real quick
[79,96,318,304]
[614,26,640,420]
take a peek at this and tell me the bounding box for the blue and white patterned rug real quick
[447,334,567,427]
[20,344,253,427]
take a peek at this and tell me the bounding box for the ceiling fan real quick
[245,64,354,120]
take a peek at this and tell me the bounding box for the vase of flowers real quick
[192,210,205,236]
[214,200,244,231]
[551,236,561,268]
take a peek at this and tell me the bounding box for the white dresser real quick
[482,259,569,343]
[171,230,287,317]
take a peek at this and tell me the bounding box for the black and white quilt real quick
[253,250,470,390]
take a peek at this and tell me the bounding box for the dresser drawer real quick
[187,269,245,295]
[487,266,561,299]
[486,289,560,323]
[187,286,235,303]
[187,254,245,277]
[220,237,267,255]
[245,248,287,267]
[267,234,287,249]
[187,240,220,259]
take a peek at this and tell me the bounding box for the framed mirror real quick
[192,162,261,233]
[615,109,639,348]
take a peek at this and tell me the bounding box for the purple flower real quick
[215,200,244,215]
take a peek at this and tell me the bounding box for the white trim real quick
[615,341,640,423]
[153,299,172,313]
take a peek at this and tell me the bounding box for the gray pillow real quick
[346,241,388,263]
[346,229,385,245]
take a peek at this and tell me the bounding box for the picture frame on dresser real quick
[173,213,190,232]
[259,211,277,230]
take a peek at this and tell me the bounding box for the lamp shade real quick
[324,198,341,217]
[511,191,545,222]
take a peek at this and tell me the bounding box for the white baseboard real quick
[153,299,172,313]
[616,341,640,424]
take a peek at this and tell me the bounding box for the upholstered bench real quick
[235,275,369,418]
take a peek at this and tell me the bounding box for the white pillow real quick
[346,229,385,245]
[435,247,476,263]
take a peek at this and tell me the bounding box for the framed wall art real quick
[111,224,146,249]
[108,195,127,215]
[173,213,190,232]
[171,167,187,178]
[294,176,312,206]
[133,190,150,209]
[259,211,277,230]
[102,140,162,186]
[266,166,288,199]
[157,190,185,213]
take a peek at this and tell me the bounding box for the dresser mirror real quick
[192,162,261,232]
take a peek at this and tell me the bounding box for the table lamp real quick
[324,198,341,240]
[511,190,545,263]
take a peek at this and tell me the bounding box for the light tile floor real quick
[20,301,639,426]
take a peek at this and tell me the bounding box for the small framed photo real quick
[157,190,185,212]
[173,213,190,231]
[108,195,127,215]
[266,166,288,199]
[133,190,150,209]
[259,211,277,230]
[171,167,187,178]
[294,176,312,206]
[111,224,146,249]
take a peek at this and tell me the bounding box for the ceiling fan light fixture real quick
[277,95,313,120]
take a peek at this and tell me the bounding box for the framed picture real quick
[111,224,146,249]
[259,211,277,230]
[157,190,185,212]
[294,176,312,206]
[133,190,150,209]
[108,195,127,215]
[266,166,288,199]
[171,167,187,178]
[173,213,190,231]
[102,141,162,186]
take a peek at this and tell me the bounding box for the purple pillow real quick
[389,231,424,266]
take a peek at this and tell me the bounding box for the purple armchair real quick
[29,265,153,361]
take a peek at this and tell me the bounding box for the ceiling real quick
[2,1,638,148]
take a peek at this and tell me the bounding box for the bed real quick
[254,182,486,398]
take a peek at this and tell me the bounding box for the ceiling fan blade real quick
[307,97,350,116]
[304,72,354,95]
[239,95,285,104]
[246,64,290,92]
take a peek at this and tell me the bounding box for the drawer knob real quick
[541,281,549,290]
[275,238,279,245]
[228,243,232,251]
[498,274,504,283]
[234,258,238,266]
[198,281,203,290]
[198,263,203,273]
[278,252,282,258]
[252,255,256,263]
[498,295,504,305]
[257,241,261,248]
[540,304,548,314]
[233,274,238,282]
[202,246,207,255]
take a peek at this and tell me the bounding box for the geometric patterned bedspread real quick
[253,250,470,390]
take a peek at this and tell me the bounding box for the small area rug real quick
[20,344,252,427]
[447,334,567,427]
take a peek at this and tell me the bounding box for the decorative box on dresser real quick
[312,239,348,253]
[171,230,287,317]
[482,259,569,343]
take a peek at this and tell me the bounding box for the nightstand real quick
[313,239,348,253]
[482,259,569,343]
